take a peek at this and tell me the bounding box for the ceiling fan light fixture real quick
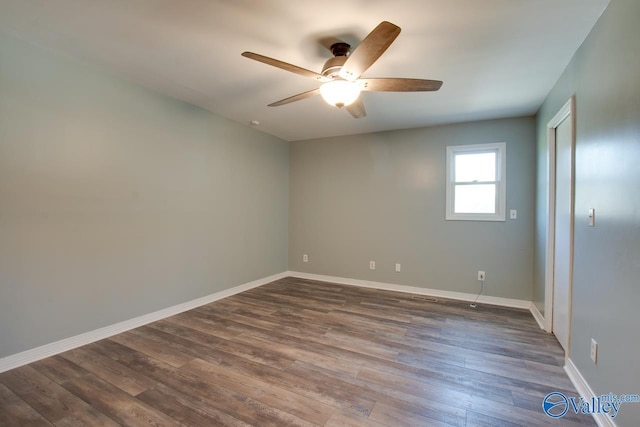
[242,21,440,119]
[319,80,361,108]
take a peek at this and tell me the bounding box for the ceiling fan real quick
[242,21,443,119]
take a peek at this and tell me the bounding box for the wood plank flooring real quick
[0,277,596,426]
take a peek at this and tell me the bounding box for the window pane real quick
[454,184,496,213]
[455,152,496,182]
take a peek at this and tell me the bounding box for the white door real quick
[552,116,573,351]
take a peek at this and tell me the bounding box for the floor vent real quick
[410,295,438,303]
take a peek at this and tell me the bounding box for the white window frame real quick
[445,142,506,221]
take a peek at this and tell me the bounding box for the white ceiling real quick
[0,0,609,141]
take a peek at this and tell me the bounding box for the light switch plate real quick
[588,208,595,227]
[510,209,517,219]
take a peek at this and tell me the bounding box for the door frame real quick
[544,96,575,355]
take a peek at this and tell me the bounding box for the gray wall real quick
[0,33,289,358]
[289,117,536,300]
[534,0,639,424]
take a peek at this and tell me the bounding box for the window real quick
[446,142,506,221]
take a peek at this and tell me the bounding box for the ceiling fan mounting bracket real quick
[329,42,351,57]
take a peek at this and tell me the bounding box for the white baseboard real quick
[0,271,288,374]
[529,302,546,330]
[565,358,617,427]
[286,271,531,309]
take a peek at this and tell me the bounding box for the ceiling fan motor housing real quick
[322,42,351,78]
[322,56,348,78]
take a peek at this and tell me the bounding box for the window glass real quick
[454,152,496,182]
[445,143,506,221]
[454,184,496,213]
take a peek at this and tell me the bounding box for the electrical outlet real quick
[591,339,598,364]
[302,254,308,263]
[477,271,486,281]
[395,263,401,272]
[369,261,376,270]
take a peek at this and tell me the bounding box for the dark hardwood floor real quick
[0,277,595,426]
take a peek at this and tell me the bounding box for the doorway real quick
[544,97,575,353]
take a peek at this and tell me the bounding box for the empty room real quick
[1,0,638,426]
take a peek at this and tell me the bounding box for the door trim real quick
[544,96,575,355]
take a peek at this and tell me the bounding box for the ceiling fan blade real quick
[242,52,329,82]
[268,88,321,107]
[339,21,401,81]
[359,78,443,92]
[346,98,367,118]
